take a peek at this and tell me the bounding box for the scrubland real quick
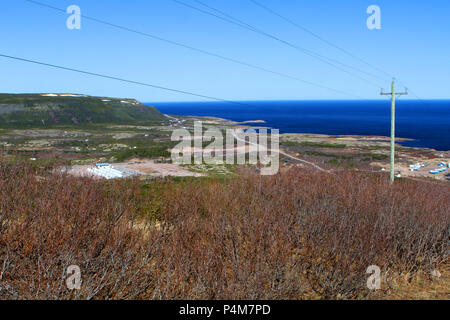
[0,158,448,299]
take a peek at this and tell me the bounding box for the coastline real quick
[178,114,435,150]
[171,114,449,181]
[152,99,450,152]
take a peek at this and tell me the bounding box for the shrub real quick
[0,158,448,299]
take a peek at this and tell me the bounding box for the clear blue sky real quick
[1,0,449,102]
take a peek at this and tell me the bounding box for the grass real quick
[304,151,353,159]
[326,158,356,168]
[360,153,389,161]
[303,151,388,165]
[0,121,178,163]
[184,163,235,176]
[282,140,347,148]
[364,145,390,151]
[112,143,175,162]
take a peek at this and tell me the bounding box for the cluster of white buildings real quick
[87,164,124,179]
[409,161,449,175]
[87,163,140,180]
[409,162,428,172]
[429,162,449,174]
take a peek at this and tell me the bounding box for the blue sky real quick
[1,0,449,102]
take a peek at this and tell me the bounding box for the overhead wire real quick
[0,53,254,106]
[247,0,430,105]
[173,0,385,89]
[22,0,364,99]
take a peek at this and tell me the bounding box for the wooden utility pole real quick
[381,78,408,184]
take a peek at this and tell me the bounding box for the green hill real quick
[0,93,165,127]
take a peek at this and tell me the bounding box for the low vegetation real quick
[282,141,347,148]
[112,142,176,162]
[0,157,448,300]
[0,94,165,127]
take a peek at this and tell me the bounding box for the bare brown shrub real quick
[154,169,449,299]
[0,159,162,299]
[0,158,448,299]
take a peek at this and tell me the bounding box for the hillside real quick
[0,158,448,300]
[0,93,165,127]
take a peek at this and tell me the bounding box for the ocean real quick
[147,100,450,151]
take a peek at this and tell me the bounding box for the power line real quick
[248,0,392,81]
[396,79,430,107]
[248,0,432,106]
[23,0,429,104]
[22,0,363,99]
[186,0,383,87]
[0,53,253,105]
[173,0,384,89]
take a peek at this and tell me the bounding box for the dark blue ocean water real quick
[147,100,450,151]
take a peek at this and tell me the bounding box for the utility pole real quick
[381,78,408,184]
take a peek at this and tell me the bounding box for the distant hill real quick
[0,93,165,127]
